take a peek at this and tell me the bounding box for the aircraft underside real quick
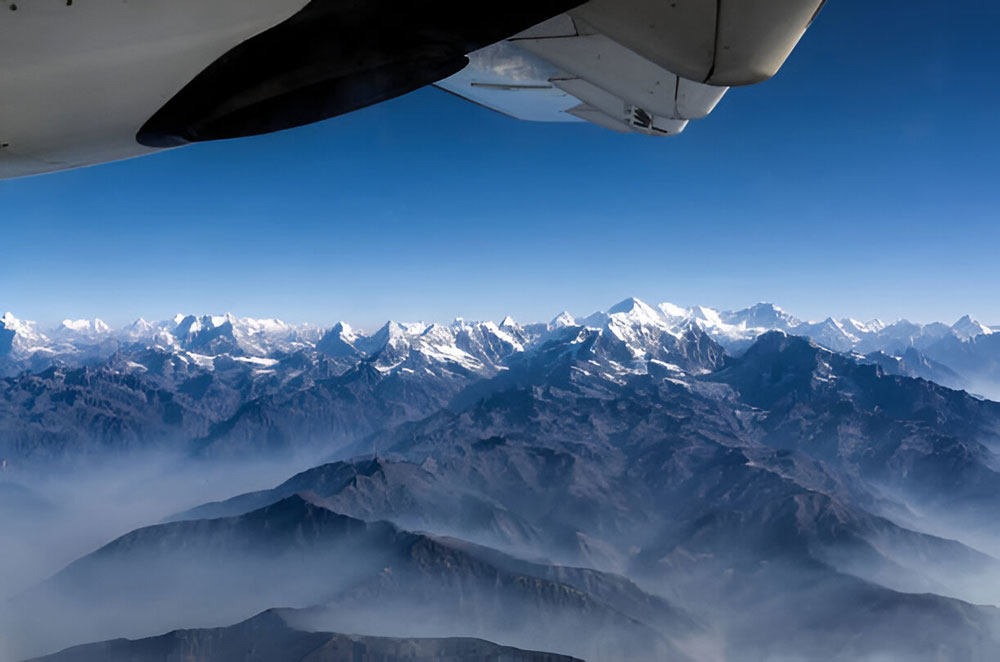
[0,0,824,179]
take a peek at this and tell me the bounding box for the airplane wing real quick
[0,0,824,180]
[437,1,826,136]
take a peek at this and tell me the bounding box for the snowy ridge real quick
[1,301,997,386]
[56,319,112,336]
[123,313,322,357]
[1,312,50,356]
[649,302,996,354]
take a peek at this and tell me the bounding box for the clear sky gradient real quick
[1,1,998,330]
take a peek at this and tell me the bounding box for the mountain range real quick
[2,299,996,393]
[4,298,1000,661]
[1,298,998,468]
[3,300,997,358]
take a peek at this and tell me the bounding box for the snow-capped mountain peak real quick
[57,318,113,335]
[690,305,726,327]
[720,302,799,330]
[1,312,38,336]
[607,297,666,326]
[952,315,994,340]
[842,318,886,335]
[355,321,412,360]
[316,321,362,359]
[331,321,355,340]
[550,311,576,329]
[209,313,237,328]
[412,323,484,371]
[0,312,50,356]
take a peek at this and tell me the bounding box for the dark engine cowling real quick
[137,0,585,147]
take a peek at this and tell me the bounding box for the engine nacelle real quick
[571,0,826,86]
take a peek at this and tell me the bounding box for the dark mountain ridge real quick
[25,608,583,662]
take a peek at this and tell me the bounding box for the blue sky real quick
[1,1,998,330]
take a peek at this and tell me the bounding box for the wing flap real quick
[553,78,689,136]
[515,28,728,122]
[436,0,820,136]
[566,106,633,134]
[434,42,582,123]
[513,32,683,120]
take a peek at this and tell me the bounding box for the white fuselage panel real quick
[0,0,307,179]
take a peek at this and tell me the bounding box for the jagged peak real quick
[398,321,428,335]
[608,297,655,315]
[1,312,35,330]
[690,305,724,325]
[952,314,993,339]
[953,314,991,328]
[843,317,885,333]
[550,311,576,328]
[358,321,414,357]
[330,321,354,337]
[207,313,237,327]
[170,313,237,330]
[747,302,786,313]
[374,320,404,335]
[317,322,361,358]
[735,302,797,323]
